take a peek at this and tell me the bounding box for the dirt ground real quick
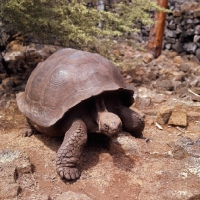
[0,91,200,200]
[0,42,200,200]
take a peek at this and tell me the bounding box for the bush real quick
[1,0,163,47]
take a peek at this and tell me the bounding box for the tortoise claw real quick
[22,128,34,137]
[57,167,80,180]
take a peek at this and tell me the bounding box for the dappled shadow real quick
[108,132,146,172]
[33,132,102,182]
[34,132,62,152]
[33,131,140,182]
[84,132,139,172]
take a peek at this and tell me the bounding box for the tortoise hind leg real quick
[116,106,145,137]
[22,118,36,137]
[105,93,145,137]
[56,119,87,180]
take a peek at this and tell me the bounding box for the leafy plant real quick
[1,0,166,45]
[0,0,167,73]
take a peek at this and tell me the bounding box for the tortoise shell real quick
[17,48,133,127]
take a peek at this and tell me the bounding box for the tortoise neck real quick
[94,95,108,122]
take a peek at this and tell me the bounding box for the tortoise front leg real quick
[56,119,87,180]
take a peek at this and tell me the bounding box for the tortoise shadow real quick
[33,131,139,180]
[108,135,142,172]
[83,132,142,172]
[33,132,101,176]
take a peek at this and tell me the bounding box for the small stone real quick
[174,137,200,158]
[142,53,154,64]
[194,18,200,24]
[184,24,194,30]
[185,19,193,25]
[186,28,194,36]
[193,8,200,18]
[174,82,188,97]
[183,13,194,20]
[185,145,200,158]
[187,111,200,122]
[126,75,132,80]
[56,191,92,200]
[193,35,200,43]
[165,29,177,38]
[195,48,200,60]
[152,94,167,103]
[147,70,158,81]
[181,2,199,12]
[154,79,174,91]
[180,63,190,72]
[168,110,187,127]
[168,23,176,30]
[182,55,198,63]
[173,10,181,17]
[109,133,149,156]
[174,18,181,25]
[162,51,178,58]
[165,37,176,44]
[190,87,200,95]
[183,42,198,54]
[28,194,50,200]
[172,145,188,160]
[196,138,200,146]
[156,105,173,125]
[165,43,172,50]
[173,56,184,65]
[0,149,32,174]
[176,137,194,147]
[172,41,184,53]
[0,150,32,199]
[134,97,151,110]
[195,25,200,35]
[187,88,200,102]
[0,165,19,199]
[171,71,185,81]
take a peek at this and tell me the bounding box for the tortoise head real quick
[98,112,122,136]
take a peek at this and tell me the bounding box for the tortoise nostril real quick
[112,129,117,133]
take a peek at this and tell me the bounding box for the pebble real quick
[56,191,92,200]
[168,110,188,127]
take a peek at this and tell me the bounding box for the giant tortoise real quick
[16,48,145,181]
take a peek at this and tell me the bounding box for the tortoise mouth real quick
[100,125,122,137]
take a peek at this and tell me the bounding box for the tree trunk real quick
[147,0,168,58]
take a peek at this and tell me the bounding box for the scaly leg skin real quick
[56,119,87,181]
[115,106,145,137]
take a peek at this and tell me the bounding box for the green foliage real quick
[0,0,165,47]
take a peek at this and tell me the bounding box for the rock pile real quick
[163,1,200,59]
[139,0,200,61]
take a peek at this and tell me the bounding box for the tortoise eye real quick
[104,124,109,130]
